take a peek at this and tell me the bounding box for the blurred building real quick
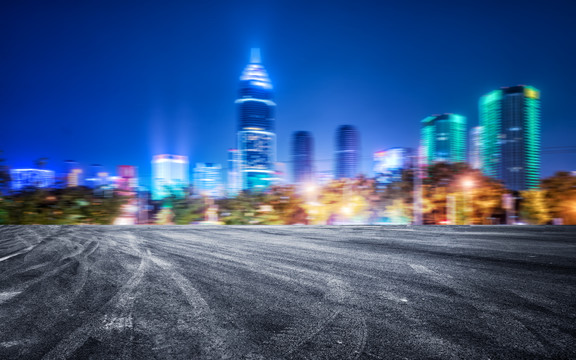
[117,165,138,192]
[317,171,334,186]
[152,154,189,200]
[421,114,466,164]
[65,160,83,187]
[10,169,55,190]
[236,48,276,191]
[480,85,540,191]
[193,163,222,197]
[469,126,482,169]
[227,149,242,197]
[335,125,360,179]
[373,148,412,186]
[291,131,314,184]
[273,162,289,185]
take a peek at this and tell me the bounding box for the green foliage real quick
[0,186,127,225]
[217,191,268,225]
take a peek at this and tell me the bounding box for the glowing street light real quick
[341,206,352,216]
[305,184,317,194]
[462,178,474,189]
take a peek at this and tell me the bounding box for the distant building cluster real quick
[7,51,541,203]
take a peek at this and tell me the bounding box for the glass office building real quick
[480,85,540,190]
[421,113,466,164]
[291,131,314,184]
[152,154,189,200]
[193,163,223,198]
[10,169,55,190]
[335,125,360,179]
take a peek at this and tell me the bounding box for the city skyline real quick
[1,0,575,182]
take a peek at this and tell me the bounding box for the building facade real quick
[373,147,413,186]
[469,126,482,169]
[64,160,83,187]
[479,85,540,191]
[291,131,314,184]
[117,165,138,192]
[421,113,466,164]
[193,163,222,198]
[152,154,189,200]
[227,149,242,196]
[236,48,276,191]
[335,125,360,179]
[10,169,55,190]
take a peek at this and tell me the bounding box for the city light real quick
[462,179,474,189]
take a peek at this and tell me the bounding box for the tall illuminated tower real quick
[291,131,314,184]
[335,125,360,179]
[236,48,276,191]
[421,113,466,164]
[152,154,189,200]
[480,85,540,191]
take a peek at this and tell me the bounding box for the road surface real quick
[0,225,575,359]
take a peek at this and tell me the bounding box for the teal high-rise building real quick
[421,113,466,164]
[479,85,540,191]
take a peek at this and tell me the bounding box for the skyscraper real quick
[227,149,242,196]
[421,114,466,164]
[236,48,276,191]
[193,163,222,198]
[291,131,314,184]
[152,154,189,200]
[480,85,540,191]
[335,125,360,179]
[469,126,482,169]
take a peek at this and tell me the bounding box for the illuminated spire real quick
[240,48,272,89]
[250,48,261,64]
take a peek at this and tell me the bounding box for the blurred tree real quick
[155,206,175,225]
[265,185,307,224]
[541,172,576,225]
[218,191,267,225]
[2,186,126,224]
[520,189,551,225]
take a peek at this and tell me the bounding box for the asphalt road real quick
[0,225,575,359]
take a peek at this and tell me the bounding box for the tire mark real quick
[148,253,233,359]
[41,233,149,360]
[262,277,368,359]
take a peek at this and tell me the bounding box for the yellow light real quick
[524,88,539,99]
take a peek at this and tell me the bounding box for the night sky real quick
[1,0,575,186]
